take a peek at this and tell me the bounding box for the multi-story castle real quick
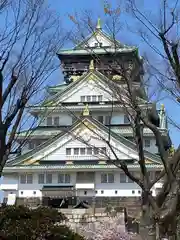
[0,19,171,207]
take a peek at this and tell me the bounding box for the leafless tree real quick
[0,0,66,175]
[64,8,180,239]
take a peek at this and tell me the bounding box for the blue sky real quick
[47,0,180,147]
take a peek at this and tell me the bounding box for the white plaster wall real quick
[43,135,133,161]
[3,173,18,184]
[61,80,112,103]
[76,189,95,197]
[17,172,76,198]
[2,171,158,198]
[85,34,112,48]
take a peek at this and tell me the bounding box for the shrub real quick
[0,205,84,240]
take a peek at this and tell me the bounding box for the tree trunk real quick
[139,204,156,240]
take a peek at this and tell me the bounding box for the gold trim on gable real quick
[22,158,39,165]
[145,159,153,164]
[83,120,96,130]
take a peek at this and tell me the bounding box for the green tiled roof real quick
[3,164,162,171]
[47,83,68,93]
[16,127,63,138]
[57,48,136,56]
[7,116,162,167]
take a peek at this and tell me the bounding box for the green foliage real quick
[0,205,84,240]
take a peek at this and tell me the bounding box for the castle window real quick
[92,95,97,102]
[144,139,150,148]
[58,173,70,183]
[54,116,59,126]
[47,117,52,126]
[87,147,93,155]
[46,173,52,184]
[20,174,33,184]
[105,116,111,125]
[120,172,134,183]
[80,148,86,155]
[100,147,106,155]
[38,174,44,184]
[66,148,71,155]
[74,148,79,155]
[101,173,114,183]
[98,116,104,123]
[87,96,91,102]
[81,96,85,102]
[20,174,26,184]
[124,115,130,124]
[29,141,36,149]
[98,95,103,101]
[27,174,33,184]
[94,147,99,155]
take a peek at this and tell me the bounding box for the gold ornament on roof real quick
[83,104,90,116]
[169,144,175,156]
[71,75,80,82]
[96,18,102,29]
[161,103,165,111]
[89,59,94,71]
[112,75,122,81]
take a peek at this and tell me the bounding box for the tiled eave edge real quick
[3,164,163,173]
[28,104,153,117]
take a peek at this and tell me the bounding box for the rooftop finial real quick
[161,103,165,111]
[89,59,94,71]
[83,104,89,116]
[96,18,102,30]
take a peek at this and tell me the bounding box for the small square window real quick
[115,190,118,194]
[92,95,97,102]
[101,190,104,194]
[21,191,23,195]
[66,148,71,155]
[138,190,141,194]
[65,174,70,183]
[33,191,36,195]
[27,174,33,184]
[80,148,86,155]
[81,96,85,102]
[54,116,59,126]
[84,191,87,195]
[132,190,135,194]
[98,116,104,123]
[47,117,52,126]
[108,173,114,183]
[124,115,130,124]
[120,173,126,183]
[98,95,103,102]
[46,173,52,184]
[145,139,150,148]
[74,148,79,155]
[29,141,35,149]
[100,147,106,155]
[105,116,111,125]
[95,190,98,194]
[38,174,44,184]
[101,173,107,183]
[94,147,99,155]
[87,96,91,102]
[87,147,92,155]
[20,174,26,184]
